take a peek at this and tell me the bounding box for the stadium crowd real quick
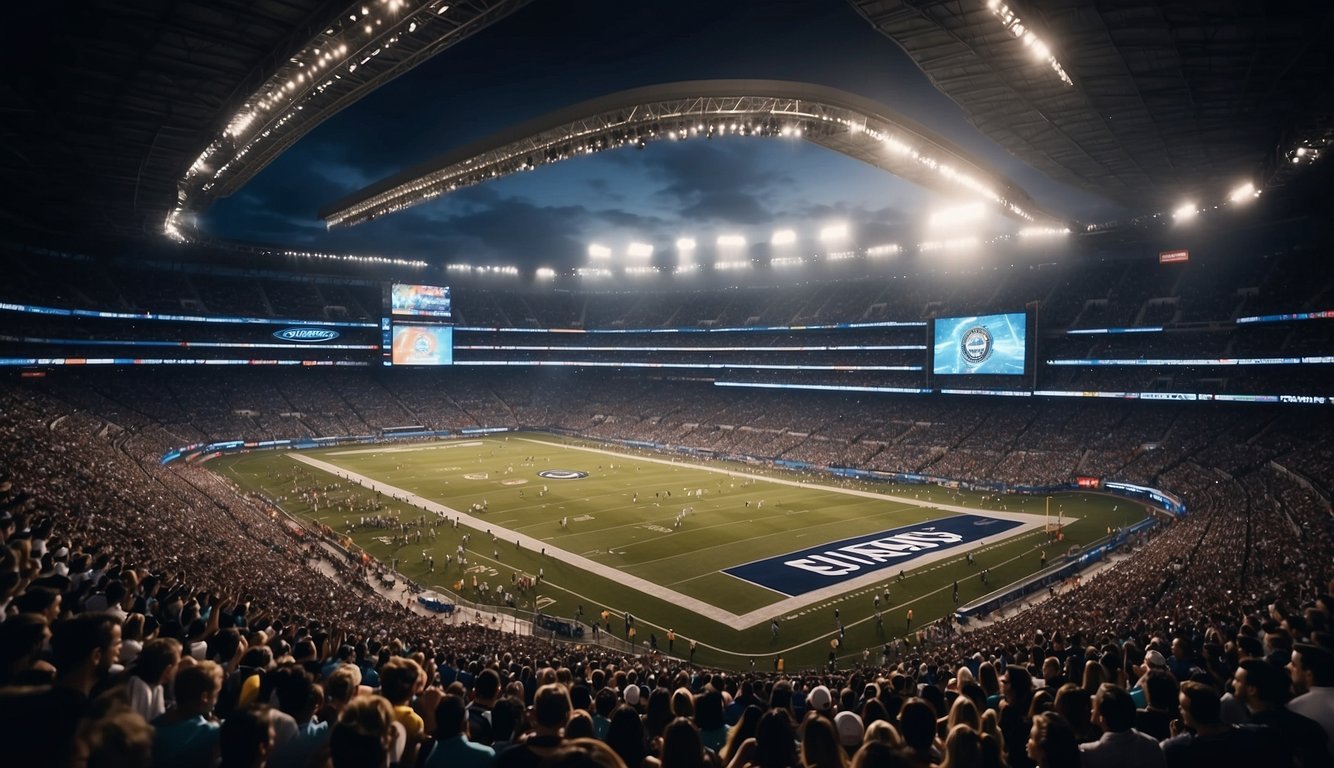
[1,370,1332,767]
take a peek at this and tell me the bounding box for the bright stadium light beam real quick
[819,222,849,242]
[675,237,696,252]
[627,242,654,258]
[587,243,612,259]
[928,202,986,229]
[771,229,797,246]
[1173,203,1198,221]
[1228,182,1259,204]
[717,234,746,247]
[866,244,900,257]
[1018,226,1071,238]
[535,267,556,280]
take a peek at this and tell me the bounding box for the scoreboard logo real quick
[960,325,994,365]
[538,470,588,480]
[273,327,340,343]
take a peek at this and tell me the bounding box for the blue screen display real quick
[391,325,453,366]
[933,312,1027,375]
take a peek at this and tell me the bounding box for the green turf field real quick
[210,433,1148,669]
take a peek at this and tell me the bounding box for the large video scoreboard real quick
[932,312,1028,376]
[383,283,454,366]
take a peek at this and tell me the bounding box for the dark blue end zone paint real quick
[724,514,1023,597]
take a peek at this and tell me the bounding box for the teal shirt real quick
[152,714,221,768]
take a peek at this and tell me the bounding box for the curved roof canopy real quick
[320,79,1062,229]
[848,0,1334,213]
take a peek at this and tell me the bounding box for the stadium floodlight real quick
[988,0,1073,86]
[535,267,556,280]
[1228,182,1259,204]
[928,203,986,229]
[919,237,980,252]
[714,259,751,271]
[587,243,612,259]
[819,222,849,242]
[576,267,611,278]
[624,265,657,276]
[771,229,797,246]
[1017,226,1071,238]
[771,256,804,268]
[717,234,746,247]
[674,263,700,275]
[866,244,900,257]
[627,242,654,258]
[1172,203,1198,221]
[675,237,696,252]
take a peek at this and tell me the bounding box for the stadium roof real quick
[1,0,530,243]
[2,0,1331,251]
[848,0,1334,212]
[319,79,1062,229]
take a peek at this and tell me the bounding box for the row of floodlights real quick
[585,223,856,261]
[1170,182,1262,222]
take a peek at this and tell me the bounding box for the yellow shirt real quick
[393,704,424,740]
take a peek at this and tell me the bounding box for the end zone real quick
[724,514,1023,597]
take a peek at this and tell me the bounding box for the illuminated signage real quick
[273,327,341,343]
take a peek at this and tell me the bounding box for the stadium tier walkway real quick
[290,439,1048,632]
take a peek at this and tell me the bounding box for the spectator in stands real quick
[1288,644,1334,757]
[1079,682,1165,768]
[605,703,650,768]
[425,693,495,768]
[0,611,121,765]
[497,682,570,768]
[220,703,275,768]
[743,708,799,768]
[1233,658,1330,768]
[329,695,404,768]
[936,724,982,768]
[1000,665,1036,768]
[1161,681,1278,767]
[897,698,939,766]
[718,704,762,765]
[799,711,847,768]
[0,612,52,685]
[1026,711,1080,768]
[1136,669,1179,740]
[468,668,501,746]
[694,688,728,753]
[659,716,711,768]
[380,656,425,749]
[77,698,155,768]
[153,660,224,768]
[128,637,181,722]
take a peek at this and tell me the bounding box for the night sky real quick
[205,0,1125,269]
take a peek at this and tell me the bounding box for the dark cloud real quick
[679,191,772,224]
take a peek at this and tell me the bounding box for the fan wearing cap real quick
[834,711,864,756]
[1130,650,1171,709]
[806,684,834,719]
[623,683,641,709]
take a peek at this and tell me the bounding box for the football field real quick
[212,433,1147,668]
